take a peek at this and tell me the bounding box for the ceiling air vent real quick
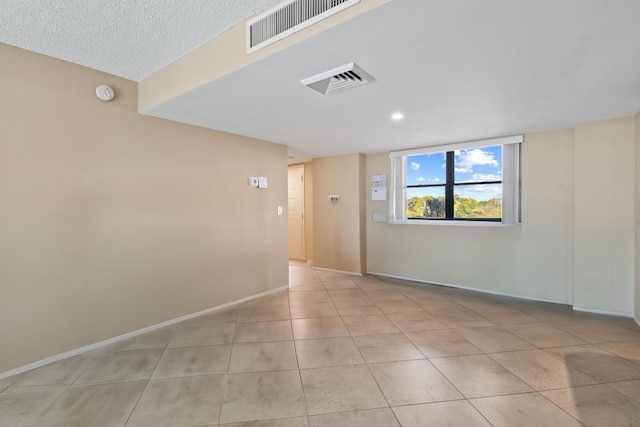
[301,62,374,95]
[247,0,360,53]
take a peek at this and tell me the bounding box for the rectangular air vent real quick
[247,0,360,54]
[302,62,374,95]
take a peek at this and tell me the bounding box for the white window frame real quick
[389,135,523,225]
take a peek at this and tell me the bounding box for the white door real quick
[288,165,305,260]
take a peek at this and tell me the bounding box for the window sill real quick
[389,219,518,227]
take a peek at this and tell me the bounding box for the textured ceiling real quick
[0,0,278,81]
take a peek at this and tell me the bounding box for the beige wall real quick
[303,162,314,263]
[312,153,366,274]
[0,44,288,374]
[366,128,575,303]
[367,118,640,315]
[574,117,636,314]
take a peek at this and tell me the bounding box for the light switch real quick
[248,177,259,187]
[277,206,283,215]
[258,176,268,188]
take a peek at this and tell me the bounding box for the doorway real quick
[288,164,305,260]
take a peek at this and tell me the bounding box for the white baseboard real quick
[369,271,565,306]
[0,285,288,380]
[573,306,634,319]
[312,266,363,277]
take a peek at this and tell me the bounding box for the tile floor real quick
[2,262,640,426]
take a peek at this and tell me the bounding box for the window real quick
[389,135,522,225]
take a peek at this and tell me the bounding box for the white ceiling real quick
[2,0,640,164]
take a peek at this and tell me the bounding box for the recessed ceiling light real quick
[391,112,404,121]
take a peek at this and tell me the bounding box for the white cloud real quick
[410,162,420,171]
[455,149,499,173]
[472,173,501,181]
[417,177,426,182]
[431,177,440,182]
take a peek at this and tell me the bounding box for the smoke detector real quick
[301,62,374,95]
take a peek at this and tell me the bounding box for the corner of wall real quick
[635,111,640,321]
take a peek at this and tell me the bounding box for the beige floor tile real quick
[351,275,388,287]
[448,295,509,313]
[289,266,321,286]
[374,298,424,314]
[392,401,492,427]
[353,333,424,363]
[290,301,339,319]
[454,326,535,353]
[386,311,448,332]
[301,365,388,415]
[0,385,68,427]
[289,282,326,292]
[415,298,469,314]
[222,416,309,427]
[397,286,447,298]
[342,314,400,336]
[322,279,359,290]
[241,293,289,309]
[152,345,231,378]
[37,382,145,427]
[332,296,374,307]
[308,408,400,427]
[431,309,495,328]
[405,329,482,358]
[220,371,307,423]
[546,345,640,382]
[12,262,640,426]
[102,327,176,353]
[126,375,225,427]
[503,322,587,348]
[369,360,462,405]
[334,300,383,316]
[237,304,291,322]
[470,392,581,426]
[13,352,98,386]
[364,290,409,302]
[0,375,20,393]
[291,317,349,340]
[543,384,640,427]
[477,309,541,325]
[288,290,331,304]
[489,349,597,390]
[553,318,640,344]
[229,341,298,373]
[317,272,353,282]
[506,300,577,322]
[184,306,239,325]
[74,349,162,384]
[598,340,640,364]
[607,380,640,403]
[295,337,363,369]
[234,320,293,343]
[327,289,368,301]
[432,354,532,398]
[168,322,235,348]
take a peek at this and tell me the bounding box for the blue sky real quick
[407,145,502,201]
